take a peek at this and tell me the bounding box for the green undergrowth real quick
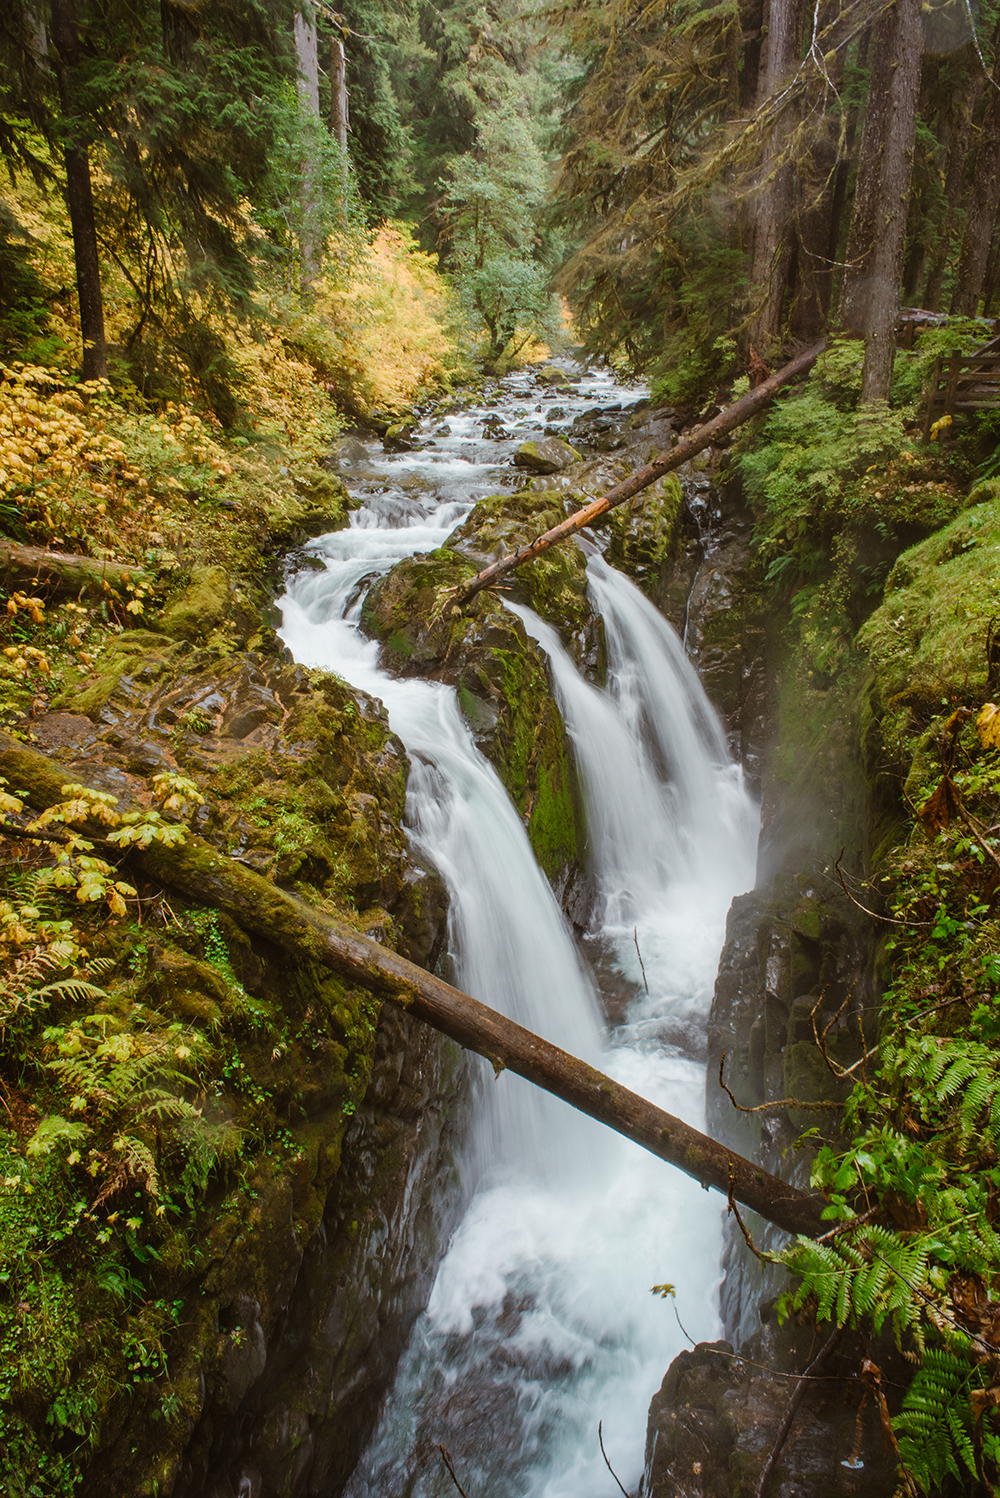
[740,357,1000,1494]
[737,338,974,633]
[0,877,378,1492]
[0,748,398,1492]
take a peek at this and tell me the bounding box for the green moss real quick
[858,496,1000,740]
[526,753,580,877]
[159,565,232,643]
[605,472,683,587]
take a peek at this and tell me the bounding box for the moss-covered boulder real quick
[447,489,596,645]
[360,546,583,882]
[159,564,232,643]
[513,437,582,473]
[39,642,434,931]
[858,495,1000,741]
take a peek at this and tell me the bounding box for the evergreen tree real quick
[1,0,298,390]
[440,100,559,368]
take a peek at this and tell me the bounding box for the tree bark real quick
[748,0,802,356]
[0,731,830,1241]
[839,0,923,404]
[951,51,1000,316]
[330,34,349,150]
[457,339,825,604]
[49,0,107,382]
[923,64,980,311]
[0,542,150,599]
[294,7,322,292]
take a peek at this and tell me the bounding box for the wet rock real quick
[513,437,582,473]
[545,406,566,422]
[604,474,683,593]
[642,1329,902,1498]
[383,423,417,452]
[535,367,575,388]
[160,565,232,644]
[481,415,509,439]
[334,436,371,465]
[652,473,767,766]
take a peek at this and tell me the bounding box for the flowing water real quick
[278,367,758,1498]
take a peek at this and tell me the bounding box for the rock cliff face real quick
[11,560,468,1498]
[167,1006,467,1498]
[631,463,897,1498]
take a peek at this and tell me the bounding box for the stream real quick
[278,366,759,1498]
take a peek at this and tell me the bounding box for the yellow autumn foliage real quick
[307,225,457,414]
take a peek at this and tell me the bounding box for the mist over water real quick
[278,368,758,1497]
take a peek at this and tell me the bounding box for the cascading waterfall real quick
[278,368,758,1498]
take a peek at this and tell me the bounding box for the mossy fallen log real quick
[0,731,829,1239]
[457,339,826,604]
[0,540,150,599]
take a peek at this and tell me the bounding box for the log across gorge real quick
[456,339,826,604]
[0,731,827,1239]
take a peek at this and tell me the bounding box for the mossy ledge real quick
[0,505,464,1493]
[359,521,588,884]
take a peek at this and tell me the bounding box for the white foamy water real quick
[278,369,758,1498]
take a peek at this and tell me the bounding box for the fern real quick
[896,1346,982,1488]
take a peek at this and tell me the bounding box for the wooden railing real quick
[923,338,1000,438]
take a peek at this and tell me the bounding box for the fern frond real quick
[36,979,108,1008]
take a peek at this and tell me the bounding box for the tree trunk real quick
[330,34,349,150]
[923,65,980,311]
[294,6,322,292]
[824,32,868,284]
[748,0,802,357]
[951,49,1000,316]
[458,339,825,604]
[0,732,830,1241]
[840,0,923,404]
[982,223,1000,314]
[0,541,150,599]
[49,0,107,382]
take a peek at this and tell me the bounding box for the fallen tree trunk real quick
[458,339,826,605]
[0,732,829,1240]
[0,541,150,600]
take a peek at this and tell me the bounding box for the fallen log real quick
[0,732,829,1240]
[0,540,150,600]
[458,339,826,605]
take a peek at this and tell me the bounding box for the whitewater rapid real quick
[279,367,758,1498]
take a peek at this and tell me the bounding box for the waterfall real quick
[278,370,758,1498]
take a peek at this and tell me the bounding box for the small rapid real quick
[278,367,758,1497]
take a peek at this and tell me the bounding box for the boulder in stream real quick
[513,437,581,473]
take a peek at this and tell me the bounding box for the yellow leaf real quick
[977,703,1000,751]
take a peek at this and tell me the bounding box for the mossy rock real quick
[159,565,232,643]
[513,438,582,473]
[360,545,583,880]
[604,473,683,591]
[783,1034,853,1133]
[858,496,1000,739]
[447,491,593,640]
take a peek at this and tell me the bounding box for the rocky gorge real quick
[3,354,998,1498]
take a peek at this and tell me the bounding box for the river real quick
[278,364,758,1498]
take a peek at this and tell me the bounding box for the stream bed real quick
[278,366,758,1498]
